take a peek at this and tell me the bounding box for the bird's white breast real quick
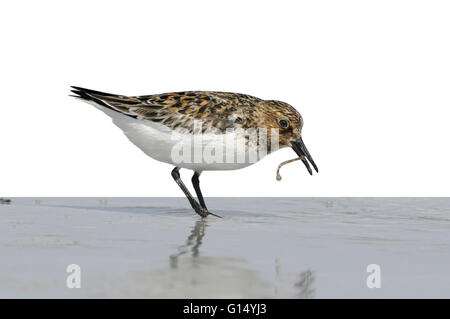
[91,103,264,172]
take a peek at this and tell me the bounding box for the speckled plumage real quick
[70,87,303,150]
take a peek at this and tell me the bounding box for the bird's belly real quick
[115,119,180,165]
[113,120,264,172]
[96,106,267,172]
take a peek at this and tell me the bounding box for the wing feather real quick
[70,86,262,133]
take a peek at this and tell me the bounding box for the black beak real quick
[291,137,319,176]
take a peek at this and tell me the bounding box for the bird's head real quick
[258,100,318,175]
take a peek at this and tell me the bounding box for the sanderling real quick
[70,86,318,218]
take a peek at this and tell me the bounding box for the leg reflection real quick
[295,269,315,298]
[170,219,207,269]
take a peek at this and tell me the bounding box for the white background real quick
[1,0,449,196]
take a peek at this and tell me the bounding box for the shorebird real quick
[70,86,318,218]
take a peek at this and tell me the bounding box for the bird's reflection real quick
[170,219,207,269]
[295,269,315,298]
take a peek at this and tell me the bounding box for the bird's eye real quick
[278,119,289,128]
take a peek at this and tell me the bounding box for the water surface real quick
[0,197,449,298]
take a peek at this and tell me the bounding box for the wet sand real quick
[0,197,449,298]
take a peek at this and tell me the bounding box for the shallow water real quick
[0,197,449,298]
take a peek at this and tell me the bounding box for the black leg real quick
[192,172,207,210]
[191,171,221,218]
[171,167,208,218]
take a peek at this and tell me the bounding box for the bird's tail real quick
[70,86,143,118]
[70,86,121,108]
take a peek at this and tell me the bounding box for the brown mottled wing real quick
[71,87,262,133]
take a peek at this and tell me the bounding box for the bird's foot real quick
[206,210,222,219]
[194,206,222,219]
